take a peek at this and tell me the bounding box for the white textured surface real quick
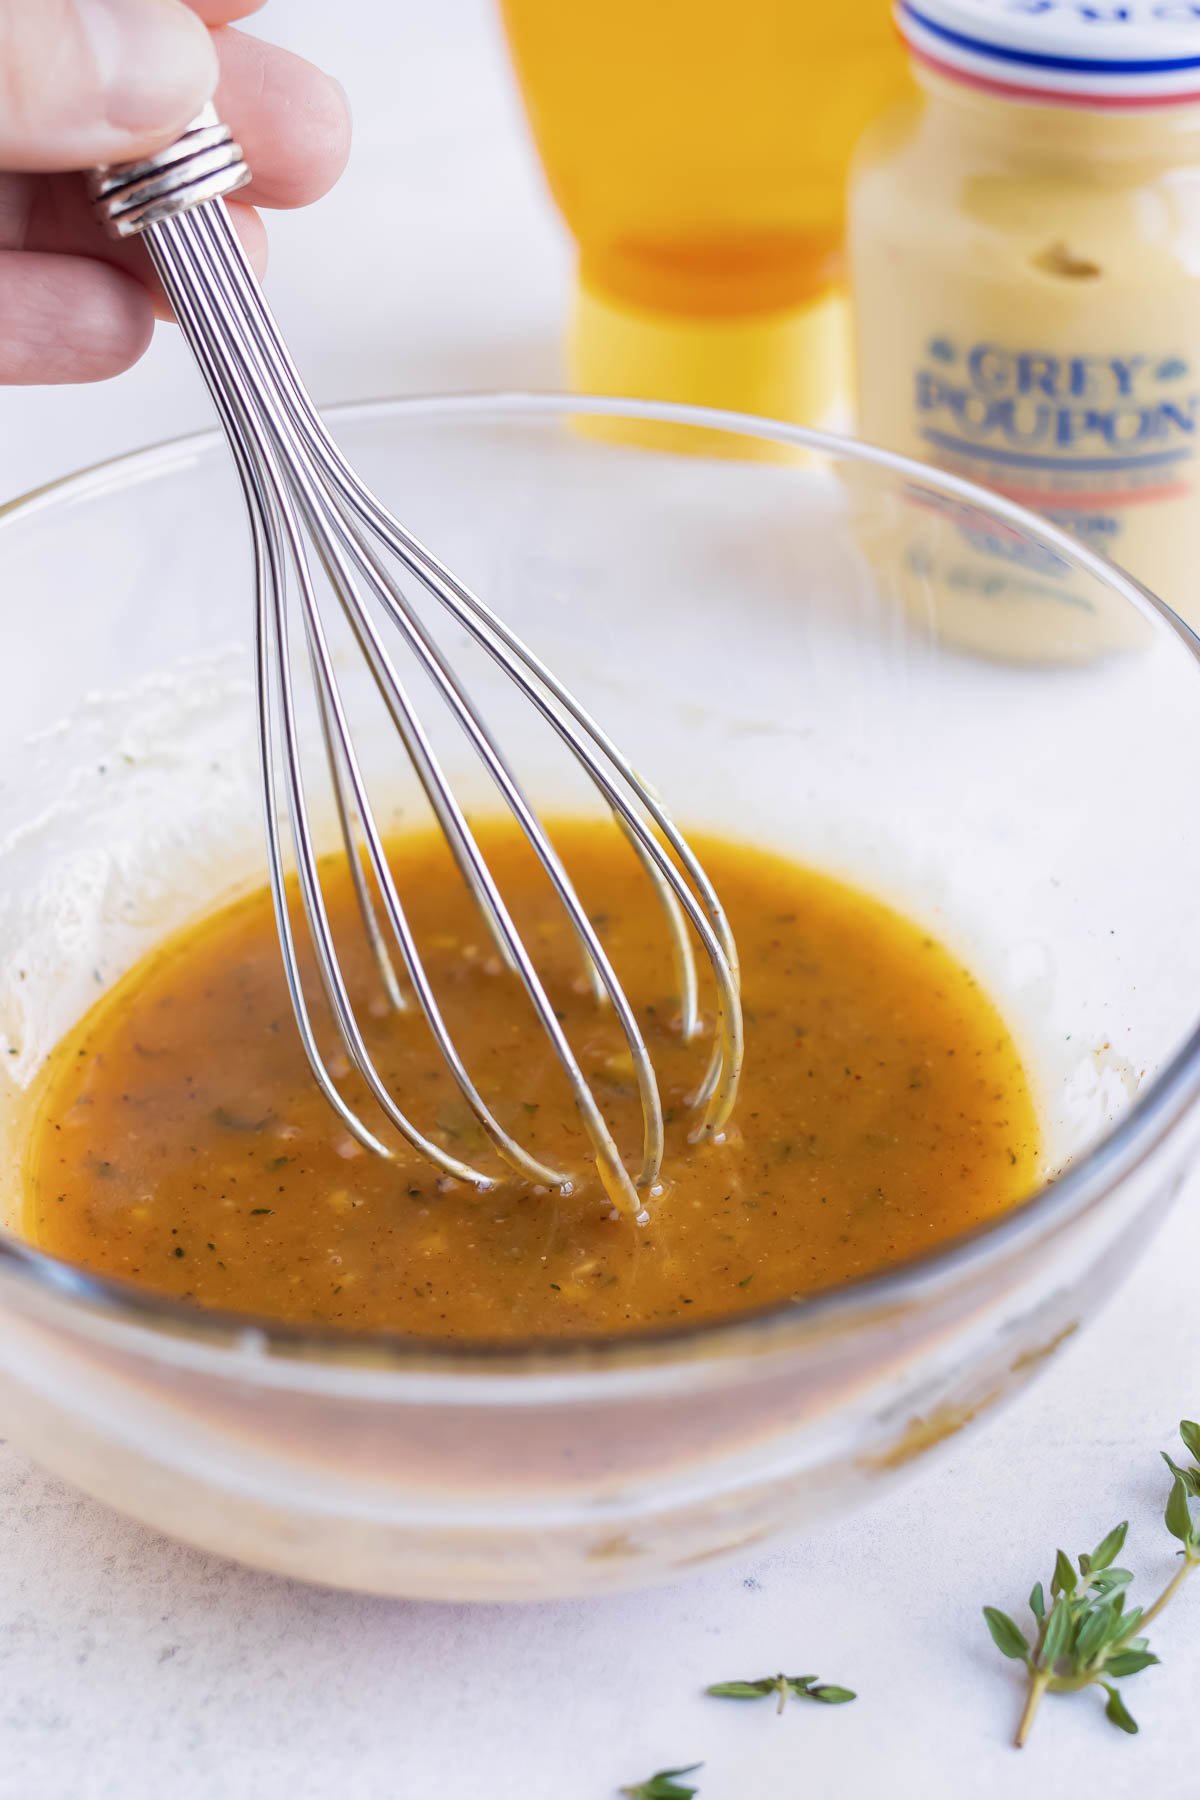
[2,3,1199,1795]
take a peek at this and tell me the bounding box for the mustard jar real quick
[849,0,1200,653]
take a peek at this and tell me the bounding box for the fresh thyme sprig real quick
[619,1765,703,1800]
[984,1418,1200,1745]
[706,1673,856,1715]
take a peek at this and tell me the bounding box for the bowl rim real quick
[2,387,1199,1377]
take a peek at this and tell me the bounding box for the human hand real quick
[0,0,351,383]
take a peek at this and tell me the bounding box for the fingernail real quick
[77,0,219,134]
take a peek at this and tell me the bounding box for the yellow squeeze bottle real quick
[500,0,907,427]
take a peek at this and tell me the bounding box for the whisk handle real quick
[87,103,250,240]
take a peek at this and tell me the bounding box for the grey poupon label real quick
[914,337,1198,557]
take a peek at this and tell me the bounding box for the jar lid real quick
[896,0,1200,106]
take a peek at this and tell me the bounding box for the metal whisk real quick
[89,107,743,1217]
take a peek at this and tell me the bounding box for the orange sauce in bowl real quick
[23,824,1038,1340]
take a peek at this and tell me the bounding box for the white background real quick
[2,4,1199,1796]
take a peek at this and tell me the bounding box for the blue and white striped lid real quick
[896,1,1200,107]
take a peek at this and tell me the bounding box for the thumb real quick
[0,0,218,172]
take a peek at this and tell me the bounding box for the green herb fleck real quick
[249,1207,273,1217]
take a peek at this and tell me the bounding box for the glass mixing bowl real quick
[0,394,1198,1602]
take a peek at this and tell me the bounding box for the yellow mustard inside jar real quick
[849,0,1200,659]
